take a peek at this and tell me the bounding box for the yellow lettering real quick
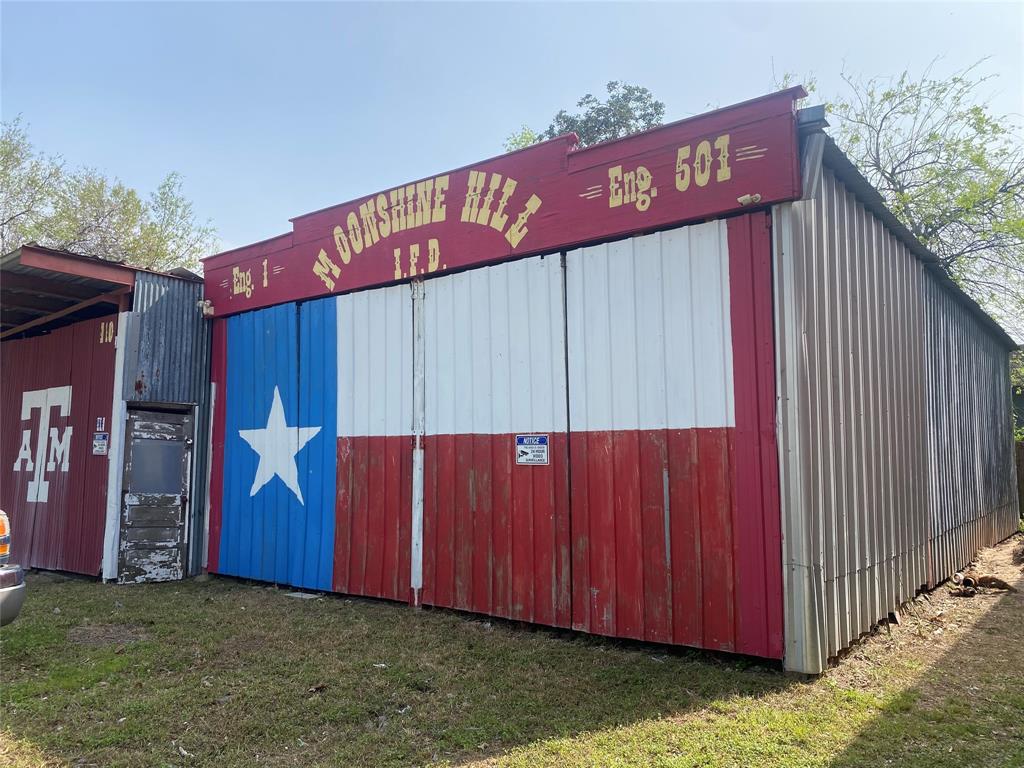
[408,243,420,276]
[389,187,406,233]
[313,249,341,291]
[461,170,487,223]
[333,225,351,264]
[376,193,391,238]
[432,175,449,223]
[415,180,434,227]
[608,165,623,207]
[232,266,253,298]
[476,173,502,226]
[505,194,542,248]
[427,238,440,272]
[715,134,731,182]
[634,166,653,212]
[675,146,691,192]
[346,211,364,254]
[358,199,380,247]
[393,248,403,280]
[694,139,712,187]
[405,184,416,229]
[489,177,517,232]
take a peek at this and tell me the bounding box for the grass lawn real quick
[2,535,1022,768]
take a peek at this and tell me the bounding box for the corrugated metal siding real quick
[334,285,414,602]
[420,254,571,626]
[0,316,117,575]
[774,167,1019,674]
[924,279,1019,584]
[217,301,337,590]
[565,219,783,657]
[205,217,784,658]
[125,273,211,575]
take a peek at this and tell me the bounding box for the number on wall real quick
[98,320,115,344]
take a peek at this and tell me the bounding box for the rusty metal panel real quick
[126,272,211,575]
[0,316,118,575]
[774,167,1018,674]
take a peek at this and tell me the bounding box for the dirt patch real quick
[826,533,1024,694]
[68,623,149,646]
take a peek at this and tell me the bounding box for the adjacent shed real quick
[201,89,1019,673]
[1,245,211,582]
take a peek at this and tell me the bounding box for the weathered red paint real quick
[205,94,794,660]
[206,319,227,573]
[333,435,412,602]
[0,316,117,575]
[569,427,734,647]
[421,433,571,627]
[564,214,782,658]
[204,89,802,316]
[727,213,784,658]
[16,245,137,287]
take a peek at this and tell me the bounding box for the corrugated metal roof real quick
[2,244,201,340]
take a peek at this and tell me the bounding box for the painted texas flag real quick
[217,300,338,591]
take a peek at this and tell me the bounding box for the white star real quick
[238,386,320,505]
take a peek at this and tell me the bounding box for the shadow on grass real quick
[829,572,1024,768]
[1,572,798,767]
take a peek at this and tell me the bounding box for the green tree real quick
[504,81,665,151]
[0,118,216,271]
[777,63,1024,341]
[504,125,541,152]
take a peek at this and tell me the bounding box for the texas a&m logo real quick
[11,386,73,503]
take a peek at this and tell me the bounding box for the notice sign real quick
[515,434,549,465]
[92,432,109,456]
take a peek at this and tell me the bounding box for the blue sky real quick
[3,1,1022,251]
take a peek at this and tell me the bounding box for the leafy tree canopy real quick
[505,81,665,151]
[777,62,1024,342]
[1,118,216,271]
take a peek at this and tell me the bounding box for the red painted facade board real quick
[727,213,784,658]
[206,92,794,660]
[0,316,117,575]
[333,435,411,601]
[565,215,782,657]
[203,89,802,316]
[421,433,571,627]
[206,319,227,573]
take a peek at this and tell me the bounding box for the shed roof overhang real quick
[0,245,137,340]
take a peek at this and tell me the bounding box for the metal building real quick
[201,89,1019,673]
[1,245,211,583]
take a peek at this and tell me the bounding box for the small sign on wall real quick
[515,434,549,465]
[92,432,109,456]
[95,416,106,431]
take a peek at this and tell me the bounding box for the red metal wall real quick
[419,257,572,627]
[334,435,412,601]
[206,216,783,659]
[1,316,117,575]
[205,90,799,659]
[564,216,782,658]
[332,285,414,602]
[202,89,803,316]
